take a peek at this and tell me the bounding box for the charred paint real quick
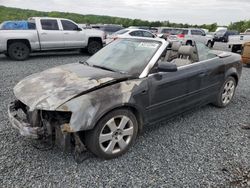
[13,63,125,111]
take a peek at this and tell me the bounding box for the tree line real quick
[0,5,249,32]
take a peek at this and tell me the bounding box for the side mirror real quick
[158,61,177,72]
[202,33,206,36]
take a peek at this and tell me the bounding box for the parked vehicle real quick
[214,30,239,43]
[228,33,250,53]
[128,26,158,34]
[91,24,124,36]
[167,28,214,48]
[106,28,156,44]
[241,42,250,67]
[215,27,227,33]
[243,29,250,35]
[157,27,182,39]
[0,17,105,60]
[8,37,242,159]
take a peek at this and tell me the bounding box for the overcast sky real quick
[0,0,249,25]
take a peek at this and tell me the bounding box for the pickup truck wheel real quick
[85,109,138,159]
[4,52,9,57]
[8,42,30,61]
[87,40,102,55]
[213,76,236,108]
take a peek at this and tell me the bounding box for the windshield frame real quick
[86,38,166,77]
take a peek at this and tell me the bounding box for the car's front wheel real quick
[85,109,138,159]
[213,76,236,107]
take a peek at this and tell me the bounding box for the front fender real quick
[56,79,144,132]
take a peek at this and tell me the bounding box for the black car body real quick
[8,38,242,159]
[214,30,239,42]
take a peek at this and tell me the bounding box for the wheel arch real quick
[7,39,31,51]
[186,40,193,45]
[92,103,145,134]
[88,37,103,45]
[225,67,239,85]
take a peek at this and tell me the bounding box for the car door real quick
[39,19,64,49]
[195,42,225,100]
[60,20,86,48]
[147,61,209,123]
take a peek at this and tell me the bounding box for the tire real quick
[85,109,138,159]
[186,41,192,46]
[87,40,102,55]
[4,52,9,57]
[8,42,30,61]
[213,76,236,108]
[207,41,213,48]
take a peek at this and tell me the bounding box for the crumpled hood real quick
[14,63,128,111]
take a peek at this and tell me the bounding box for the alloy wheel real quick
[222,80,235,105]
[99,115,134,154]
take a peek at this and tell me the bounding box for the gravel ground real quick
[0,47,249,188]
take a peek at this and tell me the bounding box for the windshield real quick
[216,30,226,36]
[86,39,161,76]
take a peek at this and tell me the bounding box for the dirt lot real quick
[0,44,249,187]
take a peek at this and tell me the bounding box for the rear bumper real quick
[8,100,43,139]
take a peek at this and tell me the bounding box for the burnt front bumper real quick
[8,100,44,139]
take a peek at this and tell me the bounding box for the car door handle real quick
[41,32,47,35]
[64,33,69,35]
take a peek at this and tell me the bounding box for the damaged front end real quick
[8,100,83,153]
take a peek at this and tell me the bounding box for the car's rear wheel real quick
[85,109,138,159]
[8,42,30,61]
[213,76,236,107]
[207,40,213,48]
[87,40,102,55]
[186,41,192,46]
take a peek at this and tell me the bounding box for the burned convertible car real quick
[8,37,242,159]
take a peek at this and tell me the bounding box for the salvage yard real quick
[0,45,249,187]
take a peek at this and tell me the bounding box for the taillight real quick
[177,34,185,38]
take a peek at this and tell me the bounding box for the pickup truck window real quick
[41,19,59,30]
[61,20,78,31]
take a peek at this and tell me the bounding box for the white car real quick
[167,28,214,47]
[106,28,156,44]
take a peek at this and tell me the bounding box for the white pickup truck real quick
[228,33,250,53]
[0,17,105,60]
